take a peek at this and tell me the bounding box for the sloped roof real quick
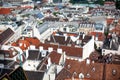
[90,32,105,41]
[38,43,83,57]
[35,13,44,19]
[64,59,104,80]
[0,8,11,14]
[0,28,14,45]
[0,68,13,77]
[25,71,44,80]
[49,51,61,64]
[105,64,120,80]
[28,50,48,60]
[56,68,72,80]
[12,39,30,50]
[0,50,14,58]
[12,37,40,50]
[9,67,27,80]
[46,33,92,46]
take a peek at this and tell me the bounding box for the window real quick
[86,73,90,78]
[112,69,117,76]
[92,67,95,72]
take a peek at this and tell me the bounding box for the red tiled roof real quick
[12,39,30,50]
[65,59,104,80]
[24,37,40,47]
[105,64,120,80]
[56,68,72,80]
[90,32,105,41]
[12,37,40,50]
[38,43,83,57]
[49,51,61,64]
[0,8,11,14]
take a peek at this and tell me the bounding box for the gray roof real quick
[28,50,49,60]
[25,71,45,80]
[38,22,50,34]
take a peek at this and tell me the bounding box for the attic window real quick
[73,72,77,76]
[67,64,71,69]
[92,67,95,72]
[112,69,117,76]
[86,73,90,78]
[79,73,84,79]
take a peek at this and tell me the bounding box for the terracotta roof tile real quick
[90,32,105,41]
[38,43,83,57]
[24,37,40,47]
[65,59,104,80]
[12,37,40,50]
[105,64,120,80]
[12,39,30,50]
[25,71,44,80]
[0,28,14,45]
[49,51,61,64]
[56,68,72,80]
[0,8,11,14]
[28,50,48,60]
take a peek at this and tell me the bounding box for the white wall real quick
[82,36,94,59]
[40,28,53,43]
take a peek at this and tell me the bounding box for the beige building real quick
[78,22,95,35]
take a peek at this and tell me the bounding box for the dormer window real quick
[86,73,90,78]
[79,73,84,79]
[92,67,95,72]
[112,69,117,76]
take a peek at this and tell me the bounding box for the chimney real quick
[48,47,53,53]
[63,52,66,63]
[47,57,51,69]
[48,36,51,41]
[82,34,85,39]
[86,59,90,65]
[95,36,98,41]
[39,46,43,52]
[110,40,112,49]
[57,48,62,54]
